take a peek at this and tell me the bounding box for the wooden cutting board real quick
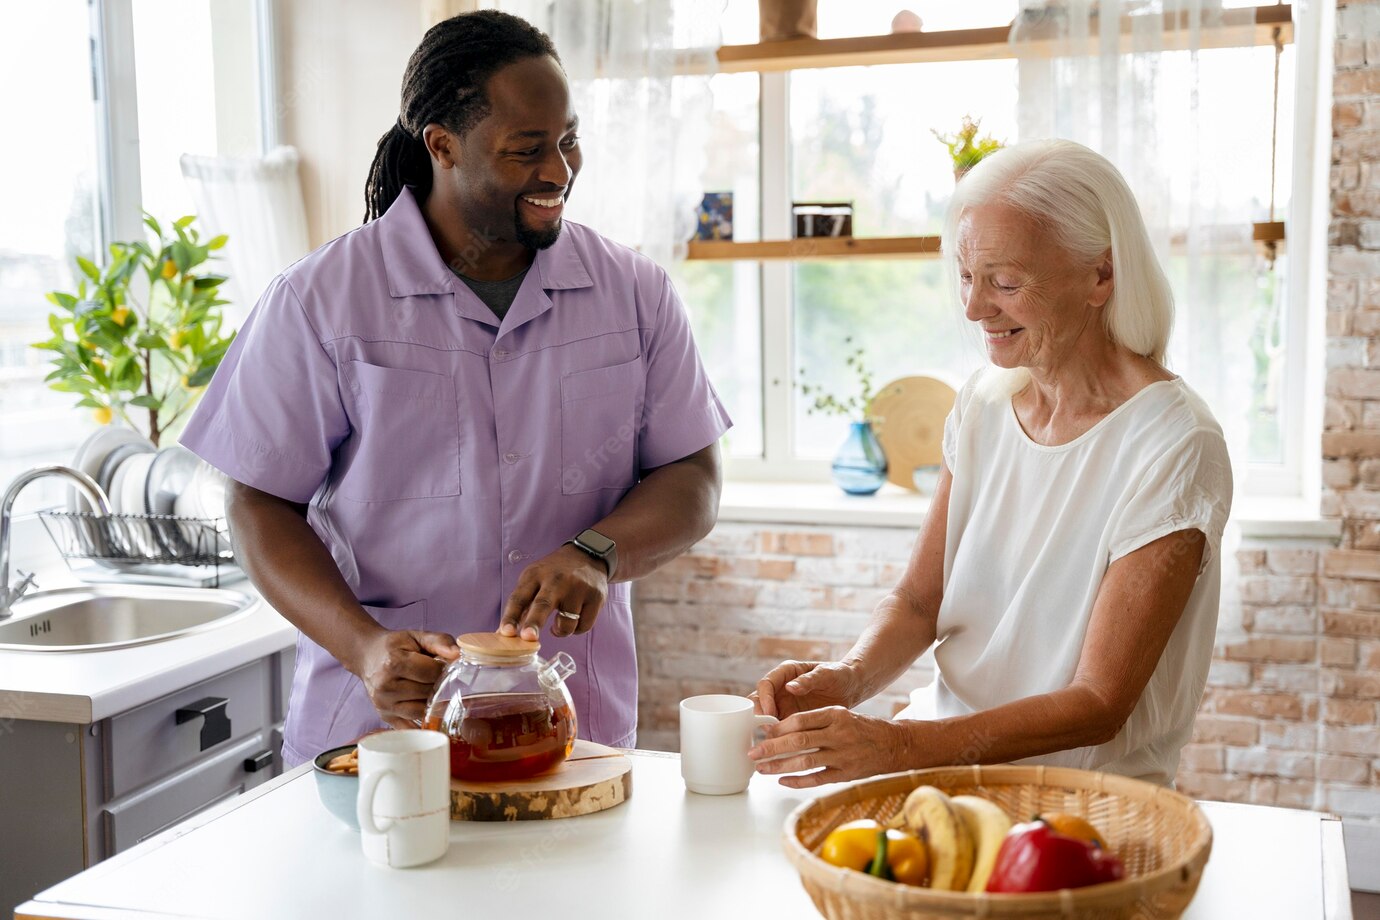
[867,375,957,491]
[449,740,632,821]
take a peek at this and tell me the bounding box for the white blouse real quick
[905,369,1233,786]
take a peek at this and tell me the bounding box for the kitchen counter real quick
[15,752,1353,919]
[0,520,296,724]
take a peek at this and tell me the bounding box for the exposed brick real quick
[713,557,797,581]
[1226,748,1316,780]
[1265,549,1321,575]
[1334,68,1380,97]
[1355,581,1380,609]
[1321,669,1380,699]
[1242,606,1317,634]
[1323,549,1380,579]
[1319,755,1373,784]
[1363,639,1380,669]
[1322,637,1359,667]
[1338,99,1367,129]
[1252,664,1320,693]
[1178,743,1225,773]
[755,582,833,609]
[1321,578,1355,608]
[1174,772,1252,803]
[1191,715,1259,746]
[1363,219,1380,249]
[754,636,833,662]
[1209,689,1305,720]
[1323,609,1380,638]
[684,579,761,608]
[1326,786,1380,818]
[1220,637,1317,664]
[1351,520,1380,551]
[758,531,835,557]
[1261,722,1317,752]
[1324,698,1377,725]
[1329,311,1354,336]
[1236,549,1268,575]
[1207,659,1252,688]
[1324,457,1359,489]
[1326,429,1380,458]
[1325,397,1361,430]
[1237,577,1318,606]
[792,557,879,587]
[1340,490,1380,519]
[831,586,888,612]
[1336,163,1363,191]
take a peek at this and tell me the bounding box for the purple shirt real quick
[181,189,731,766]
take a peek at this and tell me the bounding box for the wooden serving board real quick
[449,740,632,821]
[867,374,957,491]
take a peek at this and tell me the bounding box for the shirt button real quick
[493,348,511,359]
[507,550,523,563]
[503,452,522,464]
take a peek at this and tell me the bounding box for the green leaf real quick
[207,234,228,250]
[75,397,102,409]
[186,365,217,387]
[46,291,78,310]
[143,214,163,238]
[173,215,195,230]
[135,333,167,350]
[129,394,160,409]
[76,256,100,282]
[171,240,194,273]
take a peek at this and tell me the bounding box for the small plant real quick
[797,338,877,420]
[933,115,1004,178]
[34,214,237,447]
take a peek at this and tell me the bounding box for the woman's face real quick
[955,202,1113,373]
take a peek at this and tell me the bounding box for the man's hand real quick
[500,544,609,640]
[350,630,460,729]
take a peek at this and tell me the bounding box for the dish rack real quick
[38,510,237,585]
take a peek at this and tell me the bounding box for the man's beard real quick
[514,209,563,250]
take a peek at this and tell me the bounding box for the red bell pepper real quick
[985,819,1125,893]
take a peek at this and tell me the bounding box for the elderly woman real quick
[750,139,1232,788]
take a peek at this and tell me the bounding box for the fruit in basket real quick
[1039,812,1108,849]
[949,795,1013,893]
[985,819,1126,893]
[899,786,974,891]
[820,820,928,886]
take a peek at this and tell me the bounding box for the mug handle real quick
[357,767,396,835]
[751,714,777,747]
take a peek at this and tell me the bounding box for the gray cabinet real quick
[0,648,294,917]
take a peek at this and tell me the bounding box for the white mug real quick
[679,694,777,795]
[356,729,450,868]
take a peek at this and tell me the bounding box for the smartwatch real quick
[566,528,617,580]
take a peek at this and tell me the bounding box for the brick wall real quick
[632,0,1380,835]
[634,523,929,752]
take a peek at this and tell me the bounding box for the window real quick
[0,0,273,513]
[681,0,1316,499]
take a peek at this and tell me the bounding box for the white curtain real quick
[180,146,311,327]
[1010,2,1272,465]
[484,0,720,267]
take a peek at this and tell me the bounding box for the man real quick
[181,10,729,766]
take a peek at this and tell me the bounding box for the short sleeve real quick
[179,274,350,503]
[1108,428,1233,574]
[637,271,733,470]
[942,369,984,472]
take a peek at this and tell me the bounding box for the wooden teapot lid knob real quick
[457,632,540,659]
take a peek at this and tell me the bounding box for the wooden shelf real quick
[686,223,1286,262]
[688,4,1291,75]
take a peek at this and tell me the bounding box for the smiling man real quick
[180,11,730,766]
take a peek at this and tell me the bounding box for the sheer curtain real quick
[180,146,311,326]
[1010,3,1276,636]
[484,0,721,266]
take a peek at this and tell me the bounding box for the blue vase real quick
[831,420,888,495]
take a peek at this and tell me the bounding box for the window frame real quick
[716,3,1330,505]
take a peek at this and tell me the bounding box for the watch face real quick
[578,530,615,555]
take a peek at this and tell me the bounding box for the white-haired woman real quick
[750,139,1232,787]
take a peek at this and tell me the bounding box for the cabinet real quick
[0,648,294,917]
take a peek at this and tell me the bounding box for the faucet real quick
[0,465,112,618]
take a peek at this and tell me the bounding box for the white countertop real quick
[0,522,296,723]
[16,753,1352,920]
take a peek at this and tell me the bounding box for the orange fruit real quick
[1040,813,1107,849]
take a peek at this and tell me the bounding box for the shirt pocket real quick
[339,361,461,501]
[560,357,643,494]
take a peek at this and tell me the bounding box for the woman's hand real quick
[751,659,866,719]
[748,706,919,789]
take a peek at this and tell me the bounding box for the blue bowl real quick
[312,744,359,831]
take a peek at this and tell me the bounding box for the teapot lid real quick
[457,632,540,659]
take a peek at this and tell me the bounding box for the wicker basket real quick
[782,765,1212,920]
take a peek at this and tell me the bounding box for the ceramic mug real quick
[679,694,777,795]
[355,729,450,868]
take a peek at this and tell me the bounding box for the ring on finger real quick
[556,610,580,624]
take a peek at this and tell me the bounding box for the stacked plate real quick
[68,428,227,519]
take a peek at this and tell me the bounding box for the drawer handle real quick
[175,697,232,751]
[244,750,274,773]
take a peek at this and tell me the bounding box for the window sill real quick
[718,481,1343,540]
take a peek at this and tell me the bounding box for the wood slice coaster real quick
[449,740,632,821]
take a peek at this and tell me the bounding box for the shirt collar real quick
[379,187,593,299]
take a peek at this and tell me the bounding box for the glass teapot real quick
[423,632,577,781]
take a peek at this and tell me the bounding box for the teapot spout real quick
[539,651,577,689]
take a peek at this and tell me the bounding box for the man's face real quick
[450,55,582,252]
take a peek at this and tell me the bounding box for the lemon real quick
[93,406,112,425]
[169,330,184,349]
[110,307,130,326]
[161,260,177,279]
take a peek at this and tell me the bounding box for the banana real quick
[900,785,975,891]
[949,795,1013,893]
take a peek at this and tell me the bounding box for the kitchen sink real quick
[0,584,256,652]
